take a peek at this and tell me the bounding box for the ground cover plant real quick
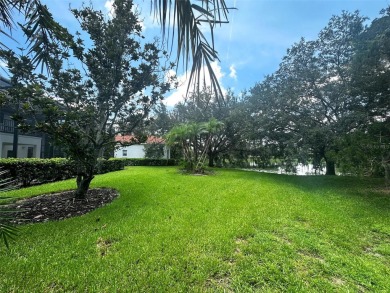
[0,167,389,292]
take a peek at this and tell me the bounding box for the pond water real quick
[245,163,326,176]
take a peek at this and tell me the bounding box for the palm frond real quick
[21,0,76,72]
[0,0,76,72]
[0,167,18,249]
[0,222,17,249]
[0,0,15,29]
[151,0,233,99]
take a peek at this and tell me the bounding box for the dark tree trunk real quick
[208,152,215,167]
[384,165,389,187]
[325,160,336,176]
[75,173,94,199]
[382,156,390,187]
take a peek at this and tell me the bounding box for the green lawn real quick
[1,167,389,292]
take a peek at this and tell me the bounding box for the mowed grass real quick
[1,167,389,292]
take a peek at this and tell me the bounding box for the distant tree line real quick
[147,8,390,181]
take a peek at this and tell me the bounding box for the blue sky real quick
[2,0,389,105]
[216,0,389,93]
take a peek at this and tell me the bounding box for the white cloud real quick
[104,0,115,18]
[0,60,7,68]
[229,64,237,80]
[164,61,226,107]
[104,0,146,31]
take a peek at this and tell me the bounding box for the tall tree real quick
[351,7,390,121]
[349,7,390,182]
[1,0,232,98]
[170,88,244,167]
[248,11,366,175]
[1,0,173,198]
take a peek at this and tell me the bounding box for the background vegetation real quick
[146,9,390,179]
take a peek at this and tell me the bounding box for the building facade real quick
[114,135,170,159]
[0,76,62,158]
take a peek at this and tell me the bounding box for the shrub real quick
[97,159,125,174]
[144,143,165,159]
[0,158,173,188]
[0,158,125,187]
[120,158,177,167]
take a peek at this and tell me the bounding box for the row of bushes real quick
[0,158,74,187]
[119,158,177,166]
[0,158,125,187]
[0,158,177,187]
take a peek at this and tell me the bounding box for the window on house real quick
[122,149,127,157]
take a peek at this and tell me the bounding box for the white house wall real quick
[115,145,145,159]
[0,133,41,158]
[114,144,170,159]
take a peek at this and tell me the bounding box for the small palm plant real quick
[166,118,224,173]
[0,168,18,248]
[195,118,224,171]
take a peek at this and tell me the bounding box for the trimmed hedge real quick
[0,158,74,187]
[0,158,176,187]
[0,158,125,187]
[119,158,177,166]
[96,158,125,174]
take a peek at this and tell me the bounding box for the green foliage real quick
[246,11,383,176]
[0,158,124,187]
[166,118,224,172]
[119,158,177,166]
[1,0,174,198]
[152,0,231,99]
[144,143,165,159]
[0,158,74,187]
[96,159,125,174]
[0,168,389,290]
[337,121,390,180]
[0,168,17,249]
[161,88,244,167]
[337,132,382,177]
[0,0,76,72]
[351,8,390,116]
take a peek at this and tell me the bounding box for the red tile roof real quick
[115,135,165,144]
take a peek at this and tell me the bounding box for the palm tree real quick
[166,118,224,172]
[166,123,197,169]
[1,0,232,97]
[195,118,224,170]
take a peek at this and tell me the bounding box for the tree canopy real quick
[1,0,174,198]
[1,0,232,98]
[245,9,390,177]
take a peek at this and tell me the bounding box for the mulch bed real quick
[4,188,119,224]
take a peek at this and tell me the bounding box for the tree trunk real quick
[75,173,94,199]
[384,165,389,187]
[325,160,336,175]
[208,154,215,167]
[382,156,390,187]
[208,147,215,167]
